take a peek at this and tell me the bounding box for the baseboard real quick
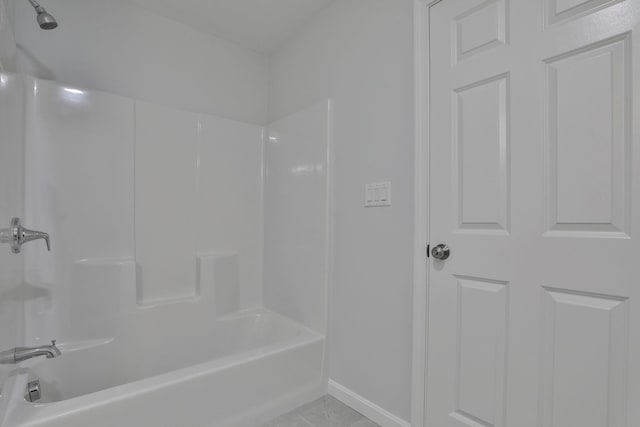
[327,380,411,427]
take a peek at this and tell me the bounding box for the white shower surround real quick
[0,73,331,426]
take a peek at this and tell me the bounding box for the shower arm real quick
[27,0,44,13]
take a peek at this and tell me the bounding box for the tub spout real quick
[0,340,61,364]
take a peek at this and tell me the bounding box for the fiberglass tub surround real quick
[0,72,25,394]
[5,308,323,427]
[0,73,331,427]
[26,309,315,404]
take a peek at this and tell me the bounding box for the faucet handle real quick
[0,218,51,254]
[20,221,51,251]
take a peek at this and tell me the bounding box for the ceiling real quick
[122,0,335,53]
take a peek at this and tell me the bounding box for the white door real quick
[426,1,640,427]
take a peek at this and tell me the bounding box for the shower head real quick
[27,0,57,30]
[36,9,57,30]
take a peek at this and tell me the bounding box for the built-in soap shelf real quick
[134,252,240,315]
[66,253,241,339]
[196,252,240,316]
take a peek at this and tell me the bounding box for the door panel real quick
[540,288,628,427]
[544,34,630,237]
[453,276,509,427]
[454,74,510,234]
[453,0,508,63]
[544,0,625,27]
[426,1,640,426]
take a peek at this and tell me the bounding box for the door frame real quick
[411,1,442,426]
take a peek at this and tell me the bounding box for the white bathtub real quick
[1,309,325,427]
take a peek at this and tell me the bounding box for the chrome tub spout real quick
[0,340,61,364]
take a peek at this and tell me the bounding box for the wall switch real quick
[365,182,391,207]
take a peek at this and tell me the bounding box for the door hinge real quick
[426,244,430,258]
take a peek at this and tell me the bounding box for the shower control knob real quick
[431,244,450,261]
[0,218,50,254]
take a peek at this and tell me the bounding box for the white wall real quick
[135,100,264,307]
[21,76,264,341]
[23,77,135,342]
[269,0,415,421]
[135,101,199,304]
[264,101,330,334]
[197,115,264,309]
[11,0,269,125]
[0,73,24,364]
[0,0,17,72]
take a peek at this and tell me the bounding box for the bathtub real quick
[1,309,325,427]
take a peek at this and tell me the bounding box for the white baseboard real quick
[327,380,411,427]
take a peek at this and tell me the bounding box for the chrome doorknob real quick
[431,244,450,260]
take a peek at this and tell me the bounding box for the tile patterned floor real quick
[260,395,379,427]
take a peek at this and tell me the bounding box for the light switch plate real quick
[365,182,391,207]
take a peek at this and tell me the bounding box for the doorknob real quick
[431,244,450,260]
[0,218,50,254]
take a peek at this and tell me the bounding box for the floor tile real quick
[258,395,379,427]
[348,419,379,427]
[302,396,362,427]
[262,412,313,427]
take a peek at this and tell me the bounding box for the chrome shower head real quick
[27,0,57,30]
[36,9,57,30]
